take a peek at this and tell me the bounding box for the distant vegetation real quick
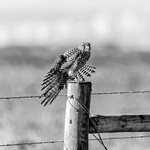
[1,45,150,67]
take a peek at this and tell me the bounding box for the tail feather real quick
[84,65,96,70]
[76,71,85,81]
[79,69,91,77]
[81,65,96,73]
[74,65,96,80]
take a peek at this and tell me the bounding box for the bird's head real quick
[79,42,91,51]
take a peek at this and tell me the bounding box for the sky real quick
[0,0,150,48]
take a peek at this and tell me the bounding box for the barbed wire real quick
[0,140,63,147]
[0,95,65,100]
[0,135,150,147]
[92,90,150,95]
[0,90,150,100]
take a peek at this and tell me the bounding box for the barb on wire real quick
[0,135,150,147]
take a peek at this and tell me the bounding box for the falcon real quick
[40,42,95,106]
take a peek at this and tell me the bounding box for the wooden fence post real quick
[64,81,92,150]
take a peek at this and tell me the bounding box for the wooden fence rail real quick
[89,115,150,133]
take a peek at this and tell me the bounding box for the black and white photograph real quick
[0,0,150,150]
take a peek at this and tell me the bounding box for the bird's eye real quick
[86,45,89,49]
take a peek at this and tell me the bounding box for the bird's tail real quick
[41,71,68,106]
[76,71,85,81]
[80,65,96,75]
[77,65,96,79]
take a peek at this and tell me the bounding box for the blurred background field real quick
[0,0,150,150]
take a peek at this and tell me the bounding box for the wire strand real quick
[0,140,63,147]
[1,135,150,147]
[92,90,150,95]
[1,90,150,100]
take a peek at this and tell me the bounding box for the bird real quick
[40,42,95,106]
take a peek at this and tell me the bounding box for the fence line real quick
[0,135,150,147]
[0,90,150,100]
[0,140,63,147]
[92,90,150,95]
[0,90,149,148]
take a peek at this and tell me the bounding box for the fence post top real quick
[67,81,92,85]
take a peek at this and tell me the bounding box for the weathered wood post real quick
[64,82,92,150]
